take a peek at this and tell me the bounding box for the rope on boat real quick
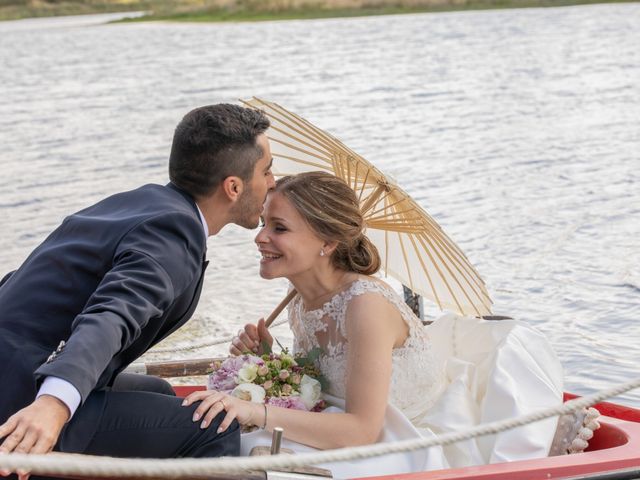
[1,376,639,478]
[147,318,289,354]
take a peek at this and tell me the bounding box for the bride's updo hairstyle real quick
[274,171,381,275]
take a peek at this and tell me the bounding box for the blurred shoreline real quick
[2,0,638,22]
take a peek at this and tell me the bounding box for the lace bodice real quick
[288,278,444,418]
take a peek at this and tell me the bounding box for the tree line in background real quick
[1,0,637,23]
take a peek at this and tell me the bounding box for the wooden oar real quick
[126,357,222,378]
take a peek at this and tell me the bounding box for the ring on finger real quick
[217,399,227,409]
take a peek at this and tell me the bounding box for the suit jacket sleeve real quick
[34,211,205,402]
[0,270,16,288]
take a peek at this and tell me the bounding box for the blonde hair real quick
[274,172,381,275]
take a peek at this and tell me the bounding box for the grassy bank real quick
[1,0,638,22]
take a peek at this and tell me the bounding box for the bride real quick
[182,171,564,478]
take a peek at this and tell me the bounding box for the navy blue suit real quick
[0,183,238,466]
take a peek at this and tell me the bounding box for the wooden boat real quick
[172,386,640,480]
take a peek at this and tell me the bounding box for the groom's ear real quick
[221,176,244,202]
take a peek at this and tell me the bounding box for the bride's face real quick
[255,191,326,280]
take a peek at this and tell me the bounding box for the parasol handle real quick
[265,289,298,328]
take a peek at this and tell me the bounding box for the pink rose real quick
[267,396,308,411]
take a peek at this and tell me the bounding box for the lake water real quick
[0,3,638,407]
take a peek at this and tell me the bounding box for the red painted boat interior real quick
[585,421,628,450]
[174,385,205,397]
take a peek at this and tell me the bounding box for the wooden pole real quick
[143,358,222,377]
[265,289,297,327]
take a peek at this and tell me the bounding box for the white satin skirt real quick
[240,395,449,479]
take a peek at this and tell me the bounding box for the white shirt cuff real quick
[36,376,82,420]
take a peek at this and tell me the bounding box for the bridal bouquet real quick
[208,346,327,412]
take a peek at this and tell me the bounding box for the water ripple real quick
[1,3,638,405]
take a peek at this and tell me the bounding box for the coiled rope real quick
[148,318,289,354]
[1,377,638,478]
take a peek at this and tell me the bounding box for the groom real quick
[0,104,274,474]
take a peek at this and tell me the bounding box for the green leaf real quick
[317,374,329,391]
[305,347,322,363]
[294,347,323,367]
[261,340,272,355]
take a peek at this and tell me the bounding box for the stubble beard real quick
[232,185,260,230]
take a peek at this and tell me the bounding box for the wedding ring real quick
[218,399,227,409]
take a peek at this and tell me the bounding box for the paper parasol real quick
[244,97,492,317]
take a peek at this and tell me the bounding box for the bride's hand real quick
[230,318,273,356]
[182,390,261,432]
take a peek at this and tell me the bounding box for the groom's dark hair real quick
[169,104,270,198]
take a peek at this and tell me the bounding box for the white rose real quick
[231,383,266,403]
[236,363,258,384]
[299,375,321,409]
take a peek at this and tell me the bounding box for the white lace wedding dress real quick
[240,278,564,479]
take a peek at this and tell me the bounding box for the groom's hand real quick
[230,318,273,356]
[0,395,69,477]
